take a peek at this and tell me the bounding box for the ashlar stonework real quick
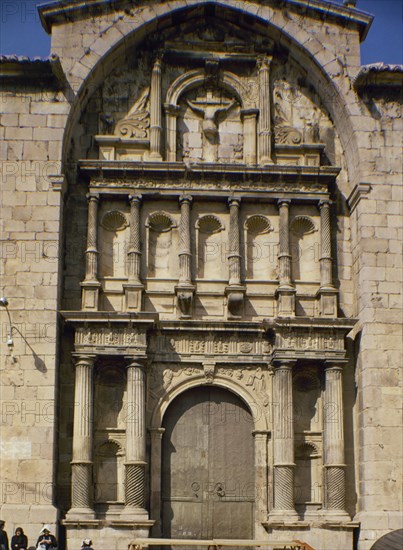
[0,1,401,549]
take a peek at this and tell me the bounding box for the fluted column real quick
[323,361,349,519]
[81,193,101,310]
[67,354,96,519]
[149,56,162,160]
[317,200,338,316]
[258,55,273,165]
[270,360,298,520]
[164,104,180,161]
[124,195,144,310]
[241,109,258,164]
[122,358,148,518]
[150,427,165,536]
[277,199,295,316]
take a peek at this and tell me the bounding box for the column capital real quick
[179,194,193,205]
[324,359,348,371]
[149,427,165,439]
[252,429,270,439]
[164,103,180,116]
[228,196,242,207]
[319,199,332,208]
[128,194,142,204]
[257,54,273,70]
[124,356,147,369]
[277,198,291,207]
[240,108,259,119]
[272,358,297,370]
[86,192,99,202]
[72,353,96,367]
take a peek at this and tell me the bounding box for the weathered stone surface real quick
[0,1,401,549]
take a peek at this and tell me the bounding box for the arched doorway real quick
[161,386,254,539]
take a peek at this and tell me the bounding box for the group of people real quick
[0,521,94,550]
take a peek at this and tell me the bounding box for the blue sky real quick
[0,0,402,64]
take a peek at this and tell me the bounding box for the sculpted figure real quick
[186,97,237,141]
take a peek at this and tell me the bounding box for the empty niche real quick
[95,365,126,430]
[196,215,225,279]
[99,210,129,278]
[290,215,320,281]
[94,440,125,503]
[293,370,322,432]
[244,215,273,280]
[146,212,178,278]
[295,442,322,507]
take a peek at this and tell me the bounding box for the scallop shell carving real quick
[245,215,271,235]
[291,216,316,236]
[101,210,128,231]
[295,442,319,459]
[196,215,223,234]
[147,211,176,232]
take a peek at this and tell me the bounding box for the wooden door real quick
[162,386,254,540]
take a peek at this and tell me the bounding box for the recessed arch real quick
[150,375,269,432]
[59,0,362,192]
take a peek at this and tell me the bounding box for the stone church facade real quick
[0,1,401,549]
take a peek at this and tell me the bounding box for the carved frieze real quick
[148,362,270,396]
[89,178,328,194]
[149,332,273,357]
[75,327,147,351]
[276,329,344,351]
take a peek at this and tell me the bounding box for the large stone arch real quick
[58,0,365,192]
[150,375,270,432]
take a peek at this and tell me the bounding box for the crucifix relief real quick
[183,89,239,162]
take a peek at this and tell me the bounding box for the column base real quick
[123,283,144,311]
[80,281,101,310]
[268,509,299,523]
[320,509,351,522]
[316,287,338,317]
[276,287,296,317]
[66,507,96,521]
[120,506,149,520]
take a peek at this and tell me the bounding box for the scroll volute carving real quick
[115,87,150,139]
